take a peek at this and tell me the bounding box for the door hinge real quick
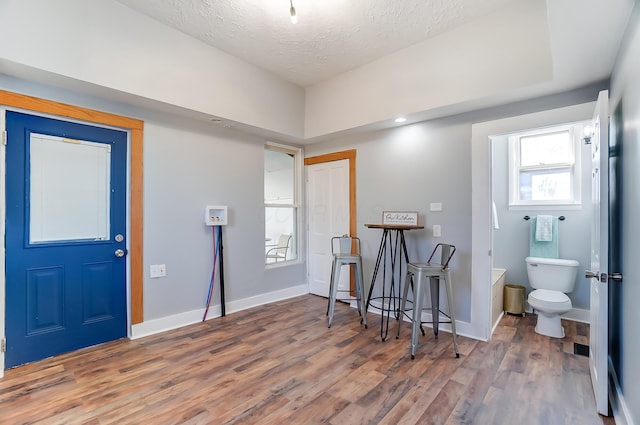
[2,130,6,146]
[1,338,6,353]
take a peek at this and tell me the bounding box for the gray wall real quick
[140,116,307,321]
[491,132,593,310]
[306,121,473,322]
[143,120,301,319]
[0,73,607,330]
[610,2,640,422]
[304,89,606,325]
[0,74,307,323]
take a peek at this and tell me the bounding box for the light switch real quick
[433,225,442,237]
[430,203,443,212]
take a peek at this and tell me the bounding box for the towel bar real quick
[523,215,565,221]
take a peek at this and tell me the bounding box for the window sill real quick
[508,203,582,211]
[265,259,302,269]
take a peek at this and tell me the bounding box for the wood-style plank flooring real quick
[0,295,615,424]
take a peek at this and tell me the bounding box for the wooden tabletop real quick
[365,224,424,230]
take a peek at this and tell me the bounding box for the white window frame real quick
[264,142,302,266]
[508,124,583,209]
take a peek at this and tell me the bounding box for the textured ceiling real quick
[115,0,521,87]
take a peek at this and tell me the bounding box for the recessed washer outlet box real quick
[205,205,228,226]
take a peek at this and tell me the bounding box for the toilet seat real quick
[528,289,572,314]
[529,289,570,304]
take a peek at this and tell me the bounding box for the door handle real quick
[585,270,623,283]
[609,273,623,282]
[585,270,599,279]
[115,249,126,258]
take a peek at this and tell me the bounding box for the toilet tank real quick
[525,257,580,292]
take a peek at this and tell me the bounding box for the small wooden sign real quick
[382,211,418,226]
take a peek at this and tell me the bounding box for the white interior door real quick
[307,159,349,297]
[589,90,609,415]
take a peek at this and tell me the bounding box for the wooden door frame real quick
[304,150,357,291]
[0,90,144,325]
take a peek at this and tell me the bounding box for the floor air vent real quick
[574,343,589,357]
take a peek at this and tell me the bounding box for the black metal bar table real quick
[365,224,424,341]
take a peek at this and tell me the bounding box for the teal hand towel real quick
[535,214,553,241]
[530,216,559,258]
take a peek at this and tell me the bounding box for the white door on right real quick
[589,90,609,415]
[307,159,350,297]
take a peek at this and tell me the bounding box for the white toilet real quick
[525,256,580,338]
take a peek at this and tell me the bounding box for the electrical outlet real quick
[433,225,442,238]
[150,264,166,278]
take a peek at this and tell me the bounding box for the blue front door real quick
[5,111,127,368]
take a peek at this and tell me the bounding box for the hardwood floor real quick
[0,295,614,424]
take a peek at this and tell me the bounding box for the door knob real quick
[115,249,126,258]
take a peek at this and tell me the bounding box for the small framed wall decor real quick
[382,211,418,226]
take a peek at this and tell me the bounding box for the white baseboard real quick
[561,307,589,323]
[525,304,590,324]
[223,284,309,314]
[365,299,476,340]
[131,284,308,339]
[130,308,205,339]
[609,357,635,425]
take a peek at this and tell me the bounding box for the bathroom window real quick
[508,124,582,207]
[264,143,301,265]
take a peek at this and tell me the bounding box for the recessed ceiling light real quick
[394,117,407,123]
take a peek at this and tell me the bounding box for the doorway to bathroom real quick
[488,109,594,335]
[477,93,617,417]
[472,95,616,415]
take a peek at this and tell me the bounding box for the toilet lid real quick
[529,289,570,304]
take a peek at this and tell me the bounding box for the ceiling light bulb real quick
[290,6,297,24]
[289,0,298,25]
[394,117,407,123]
